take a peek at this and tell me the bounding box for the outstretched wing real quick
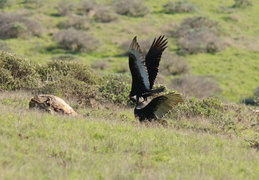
[128,36,150,97]
[139,93,183,120]
[145,35,168,89]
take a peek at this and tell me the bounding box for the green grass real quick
[1,0,258,102]
[0,91,258,179]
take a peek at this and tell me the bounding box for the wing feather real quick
[128,37,150,97]
[145,35,168,89]
[140,93,183,120]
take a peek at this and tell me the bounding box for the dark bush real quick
[0,12,43,39]
[163,1,197,14]
[53,28,99,52]
[113,0,149,17]
[232,0,252,8]
[170,75,221,99]
[242,86,259,106]
[58,15,90,30]
[160,53,190,76]
[0,51,41,90]
[57,0,77,16]
[173,16,224,54]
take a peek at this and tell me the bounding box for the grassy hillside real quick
[0,91,258,179]
[0,1,259,178]
[0,0,258,102]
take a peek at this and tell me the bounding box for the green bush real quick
[99,74,132,106]
[37,60,99,85]
[0,51,40,90]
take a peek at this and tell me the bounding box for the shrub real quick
[57,0,77,16]
[93,7,118,23]
[36,77,101,107]
[173,16,224,54]
[169,97,257,132]
[232,0,252,8]
[242,86,259,106]
[91,60,110,70]
[0,12,43,39]
[113,0,149,17]
[37,60,99,85]
[99,74,132,106]
[163,1,197,14]
[0,51,40,90]
[80,0,98,15]
[170,75,221,99]
[58,15,90,30]
[53,28,99,52]
[160,53,190,76]
[0,0,9,8]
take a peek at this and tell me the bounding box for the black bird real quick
[128,36,183,121]
[134,92,183,122]
[128,35,167,103]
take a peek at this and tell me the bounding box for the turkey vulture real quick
[134,92,183,122]
[128,35,168,103]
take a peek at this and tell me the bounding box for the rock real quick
[29,94,78,116]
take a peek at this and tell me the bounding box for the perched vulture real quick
[128,35,168,102]
[128,36,183,121]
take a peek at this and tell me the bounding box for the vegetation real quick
[0,0,258,179]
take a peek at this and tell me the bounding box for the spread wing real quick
[139,93,183,120]
[145,35,168,89]
[128,36,150,97]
